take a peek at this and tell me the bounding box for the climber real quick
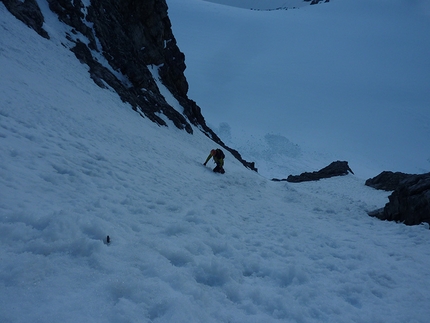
[203,149,225,174]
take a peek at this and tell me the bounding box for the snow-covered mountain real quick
[1,1,430,322]
[1,0,256,171]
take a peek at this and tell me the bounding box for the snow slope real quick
[167,0,430,179]
[1,2,430,323]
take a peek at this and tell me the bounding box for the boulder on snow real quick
[368,172,430,226]
[365,171,412,191]
[274,160,354,183]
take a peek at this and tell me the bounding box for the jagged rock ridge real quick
[2,0,256,171]
[205,0,329,11]
[272,161,354,182]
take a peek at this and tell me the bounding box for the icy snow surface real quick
[1,1,430,323]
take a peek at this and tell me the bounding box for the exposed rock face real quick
[3,0,257,170]
[368,172,430,226]
[47,0,195,134]
[272,160,354,182]
[1,0,49,39]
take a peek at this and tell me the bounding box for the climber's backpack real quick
[216,149,225,159]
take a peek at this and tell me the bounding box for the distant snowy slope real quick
[1,3,430,323]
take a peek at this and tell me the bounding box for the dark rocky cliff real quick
[2,0,256,171]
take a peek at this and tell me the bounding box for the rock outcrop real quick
[2,0,257,171]
[365,171,412,191]
[367,172,430,226]
[305,0,330,5]
[1,0,49,39]
[273,160,354,182]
